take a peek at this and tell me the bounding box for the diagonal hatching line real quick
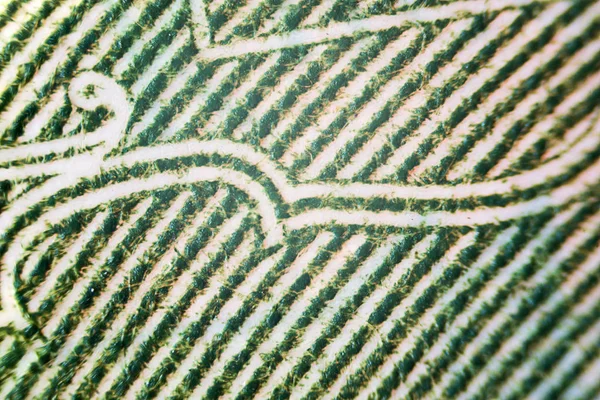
[448,34,600,181]
[300,20,442,179]
[147,232,334,400]
[41,197,154,337]
[156,232,337,399]
[459,239,600,400]
[124,241,285,400]
[543,110,600,161]
[28,192,192,397]
[130,28,190,96]
[112,0,184,78]
[208,0,227,14]
[213,0,265,43]
[257,0,303,35]
[232,44,328,140]
[146,226,255,399]
[189,0,210,47]
[199,0,567,60]
[26,209,109,313]
[254,235,403,399]
[454,211,600,399]
[350,0,385,17]
[79,4,142,70]
[370,203,584,399]
[530,317,600,400]
[289,234,437,399]
[320,233,443,399]
[413,3,600,180]
[331,18,474,180]
[260,36,374,150]
[64,192,227,397]
[97,202,247,398]
[0,0,81,96]
[20,235,55,284]
[500,271,600,400]
[158,61,239,141]
[300,0,336,27]
[487,69,600,178]
[0,0,46,47]
[0,0,118,138]
[202,52,281,135]
[281,29,419,168]
[372,3,570,180]
[558,330,600,400]
[109,190,231,398]
[416,204,592,399]
[19,88,66,143]
[342,9,523,180]
[356,231,479,399]
[129,59,199,140]
[222,235,368,400]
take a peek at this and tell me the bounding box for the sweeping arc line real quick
[284,156,600,231]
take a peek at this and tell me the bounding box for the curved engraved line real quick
[105,129,599,203]
[0,72,130,164]
[284,157,600,230]
[197,0,561,60]
[0,166,281,330]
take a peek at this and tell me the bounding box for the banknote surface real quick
[0,0,599,398]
